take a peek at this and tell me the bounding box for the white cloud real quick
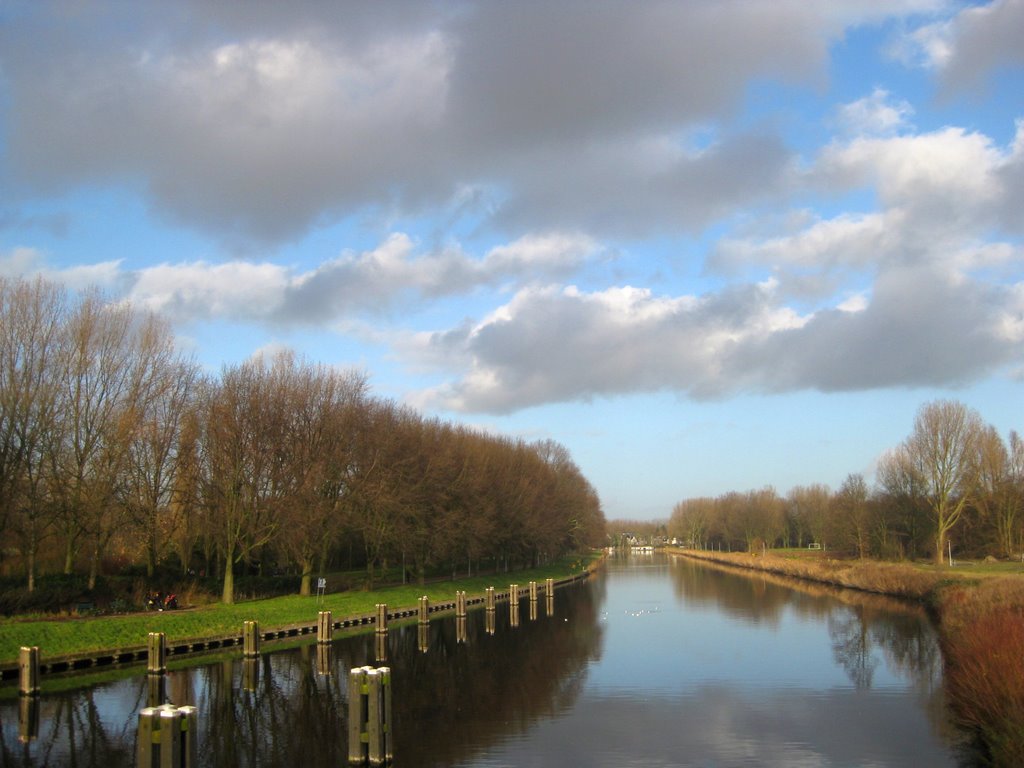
[0,247,46,277]
[412,256,1021,413]
[0,1,953,245]
[834,88,914,136]
[3,231,601,326]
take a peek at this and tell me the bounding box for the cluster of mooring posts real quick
[136,632,198,767]
[13,577,562,764]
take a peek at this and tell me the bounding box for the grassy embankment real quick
[672,548,1024,767]
[0,555,599,669]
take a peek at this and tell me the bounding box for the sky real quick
[0,1,1022,521]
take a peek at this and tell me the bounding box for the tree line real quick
[0,276,606,603]
[669,400,1023,563]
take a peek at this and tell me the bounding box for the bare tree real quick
[274,356,367,594]
[48,296,177,587]
[670,498,715,549]
[199,355,282,603]
[0,277,67,589]
[787,484,832,551]
[974,427,1024,558]
[120,352,200,577]
[903,400,985,564]
[834,473,871,558]
[875,446,929,559]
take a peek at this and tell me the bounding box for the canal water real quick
[0,552,976,766]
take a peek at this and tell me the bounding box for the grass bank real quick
[672,548,1024,767]
[0,555,600,669]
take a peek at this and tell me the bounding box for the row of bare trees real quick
[669,401,1023,563]
[0,277,606,603]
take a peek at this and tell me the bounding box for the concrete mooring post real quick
[348,666,393,766]
[147,632,167,675]
[376,603,388,634]
[243,620,260,657]
[19,646,40,696]
[318,611,333,644]
[136,704,198,768]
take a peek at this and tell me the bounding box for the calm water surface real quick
[0,553,976,766]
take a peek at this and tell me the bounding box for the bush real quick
[0,573,111,616]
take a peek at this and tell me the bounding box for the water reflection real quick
[0,557,976,767]
[0,582,601,768]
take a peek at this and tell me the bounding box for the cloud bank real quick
[1,0,1021,415]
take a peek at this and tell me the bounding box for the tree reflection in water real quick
[1,564,968,767]
[0,581,601,768]
[668,555,947,717]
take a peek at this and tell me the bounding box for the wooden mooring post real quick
[509,583,519,604]
[147,673,167,708]
[529,580,538,602]
[418,596,429,624]
[243,620,260,657]
[376,603,388,634]
[317,644,333,676]
[485,610,496,635]
[243,657,260,692]
[348,666,393,765]
[456,591,467,618]
[136,704,198,768]
[147,632,167,675]
[546,577,554,594]
[485,586,495,611]
[19,646,40,696]
[318,610,333,644]
[18,696,39,743]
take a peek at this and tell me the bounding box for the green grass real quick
[0,556,598,666]
[911,559,1024,576]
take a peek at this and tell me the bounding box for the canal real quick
[0,552,977,766]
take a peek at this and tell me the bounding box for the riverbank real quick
[670,548,1024,767]
[0,554,601,680]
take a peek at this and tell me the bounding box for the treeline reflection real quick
[667,556,944,695]
[0,583,602,768]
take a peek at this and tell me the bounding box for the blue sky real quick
[1,1,1022,520]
